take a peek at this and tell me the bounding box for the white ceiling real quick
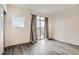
[13,4,77,16]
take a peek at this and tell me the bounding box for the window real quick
[12,16,25,28]
[36,16,45,39]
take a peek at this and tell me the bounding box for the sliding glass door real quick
[36,16,45,40]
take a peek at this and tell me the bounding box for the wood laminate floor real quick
[3,39,79,55]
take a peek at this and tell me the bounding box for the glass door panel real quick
[36,19,41,39]
[36,16,45,40]
[40,19,45,39]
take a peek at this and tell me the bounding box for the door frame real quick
[1,5,6,48]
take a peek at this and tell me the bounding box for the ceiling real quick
[13,4,77,16]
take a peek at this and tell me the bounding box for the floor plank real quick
[3,39,79,55]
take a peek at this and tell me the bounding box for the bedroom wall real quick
[51,6,79,45]
[5,5,32,47]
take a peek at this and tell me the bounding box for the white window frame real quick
[12,16,25,28]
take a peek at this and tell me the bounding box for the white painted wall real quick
[5,5,32,47]
[51,6,79,45]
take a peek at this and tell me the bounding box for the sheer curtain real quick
[44,17,49,38]
[30,14,37,43]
